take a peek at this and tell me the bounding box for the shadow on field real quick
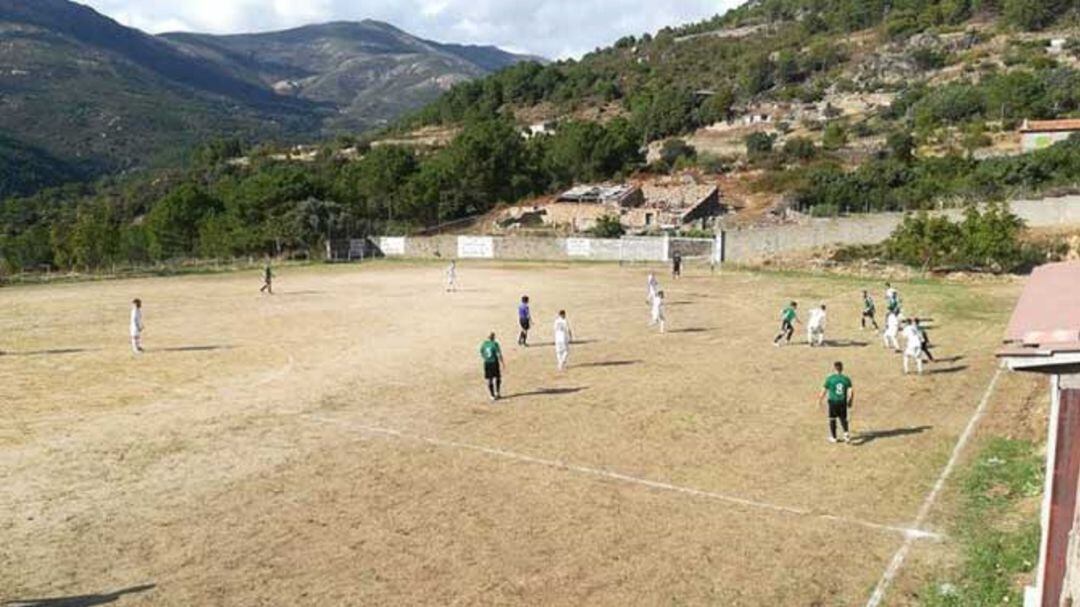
[825,340,869,348]
[667,301,695,306]
[157,345,235,353]
[278,290,324,296]
[532,339,600,347]
[5,584,156,607]
[504,387,587,400]
[935,355,966,364]
[578,360,641,368]
[669,327,711,334]
[1,348,99,357]
[851,426,932,446]
[927,365,969,375]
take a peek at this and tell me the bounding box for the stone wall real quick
[722,196,1080,263]
[375,196,1080,264]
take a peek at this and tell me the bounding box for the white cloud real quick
[79,0,743,59]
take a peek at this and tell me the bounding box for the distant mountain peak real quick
[0,0,540,193]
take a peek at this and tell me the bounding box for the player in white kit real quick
[882,311,901,351]
[646,273,659,305]
[807,304,827,347]
[130,298,144,354]
[553,310,572,370]
[445,261,457,292]
[902,320,925,375]
[650,290,666,333]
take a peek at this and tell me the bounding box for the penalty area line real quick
[863,368,1003,607]
[306,414,943,542]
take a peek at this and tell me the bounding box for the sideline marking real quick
[864,368,1003,607]
[307,414,944,541]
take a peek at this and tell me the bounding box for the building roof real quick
[1020,119,1080,133]
[557,184,639,204]
[997,262,1080,363]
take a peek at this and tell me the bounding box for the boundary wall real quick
[373,196,1080,264]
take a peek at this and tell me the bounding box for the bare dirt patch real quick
[0,262,1038,605]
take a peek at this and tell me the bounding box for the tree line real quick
[0,117,642,273]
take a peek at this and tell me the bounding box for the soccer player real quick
[646,273,659,305]
[553,310,573,371]
[902,320,925,375]
[885,282,901,316]
[915,317,935,362]
[861,290,879,330]
[480,332,505,401]
[650,290,666,333]
[672,252,683,279]
[772,301,799,347]
[807,304,827,347]
[446,261,457,292]
[260,263,273,295]
[517,296,532,347]
[883,311,901,351]
[130,298,144,354]
[819,361,854,444]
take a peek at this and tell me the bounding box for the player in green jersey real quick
[861,290,879,330]
[818,361,854,443]
[772,301,799,346]
[479,332,505,401]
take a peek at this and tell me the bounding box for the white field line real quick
[864,368,1003,607]
[307,414,943,541]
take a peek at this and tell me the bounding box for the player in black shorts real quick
[480,332,505,401]
[819,361,854,444]
[517,296,531,346]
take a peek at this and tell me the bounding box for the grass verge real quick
[921,437,1043,605]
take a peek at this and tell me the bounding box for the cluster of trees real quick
[883,204,1051,272]
[784,135,1080,216]
[0,117,643,273]
[679,0,1070,38]
[399,3,854,142]
[398,0,1074,154]
[888,66,1080,134]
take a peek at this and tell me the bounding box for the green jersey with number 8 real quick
[824,373,852,404]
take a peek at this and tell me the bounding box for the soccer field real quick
[0,262,1042,605]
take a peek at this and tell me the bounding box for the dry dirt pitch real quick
[1,262,1042,606]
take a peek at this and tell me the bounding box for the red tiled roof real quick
[1001,262,1080,351]
[1021,119,1080,133]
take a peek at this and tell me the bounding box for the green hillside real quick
[0,0,534,195]
[405,0,1078,138]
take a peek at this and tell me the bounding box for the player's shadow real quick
[667,301,695,306]
[577,360,641,368]
[279,290,324,296]
[532,339,601,347]
[157,345,235,353]
[669,327,711,334]
[851,426,932,446]
[1,348,99,357]
[935,355,965,364]
[503,387,587,400]
[927,365,969,375]
[4,583,156,606]
[824,340,869,348]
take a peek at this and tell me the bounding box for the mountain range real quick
[0,0,538,196]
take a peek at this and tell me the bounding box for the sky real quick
[80,0,743,59]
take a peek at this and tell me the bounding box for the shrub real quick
[745,132,776,160]
[588,214,625,238]
[783,137,818,161]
